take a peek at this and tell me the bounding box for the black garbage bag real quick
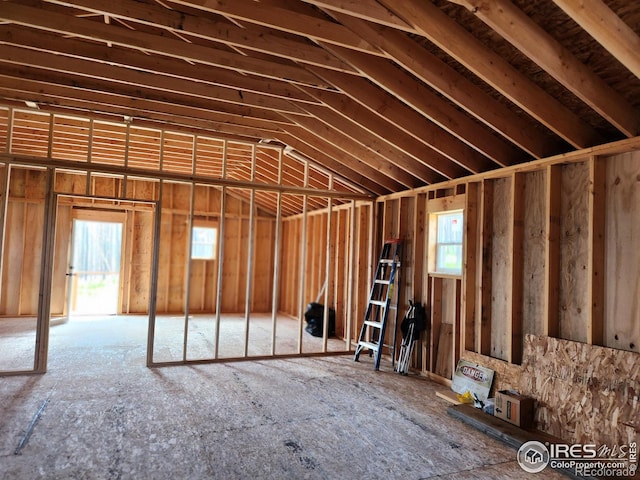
[304,302,336,337]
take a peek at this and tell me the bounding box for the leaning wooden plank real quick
[434,322,453,379]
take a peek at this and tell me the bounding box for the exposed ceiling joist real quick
[0,0,637,206]
[458,0,640,137]
[552,0,640,80]
[374,0,606,148]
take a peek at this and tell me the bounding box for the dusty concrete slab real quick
[0,316,566,479]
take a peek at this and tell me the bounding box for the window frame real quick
[190,220,219,261]
[427,195,466,278]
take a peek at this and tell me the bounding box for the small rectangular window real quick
[191,225,217,260]
[435,211,463,275]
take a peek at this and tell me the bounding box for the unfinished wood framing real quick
[0,111,368,373]
[1,3,640,465]
[373,138,640,444]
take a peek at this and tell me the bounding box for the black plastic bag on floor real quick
[304,303,336,337]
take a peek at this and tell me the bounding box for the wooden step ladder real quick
[354,239,401,370]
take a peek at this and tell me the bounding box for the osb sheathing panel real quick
[520,334,640,446]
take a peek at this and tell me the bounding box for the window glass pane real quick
[434,210,463,275]
[437,211,463,243]
[191,226,217,260]
[436,244,462,273]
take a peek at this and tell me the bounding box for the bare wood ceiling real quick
[0,0,639,197]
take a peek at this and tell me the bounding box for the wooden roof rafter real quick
[0,0,637,201]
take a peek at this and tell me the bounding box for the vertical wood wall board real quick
[129,210,153,313]
[399,197,414,324]
[169,213,188,312]
[559,162,590,343]
[490,177,512,361]
[55,171,88,196]
[121,211,134,314]
[413,193,427,305]
[434,322,453,379]
[430,276,443,373]
[479,180,494,355]
[1,202,25,314]
[587,156,606,346]
[510,173,525,364]
[544,164,562,337]
[334,209,347,338]
[157,210,172,312]
[522,170,547,337]
[605,152,640,353]
[21,203,44,315]
[463,182,480,352]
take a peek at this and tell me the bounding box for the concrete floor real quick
[0,316,566,479]
[0,314,347,370]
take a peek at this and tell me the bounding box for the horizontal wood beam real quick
[274,132,394,195]
[0,73,291,131]
[0,152,373,200]
[281,118,423,190]
[301,0,412,31]
[295,102,455,183]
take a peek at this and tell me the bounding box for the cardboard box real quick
[494,390,534,428]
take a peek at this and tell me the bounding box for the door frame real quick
[29,190,159,374]
[67,210,126,317]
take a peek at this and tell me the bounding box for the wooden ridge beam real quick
[375,0,605,149]
[0,2,327,88]
[459,0,640,137]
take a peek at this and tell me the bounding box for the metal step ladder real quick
[354,239,401,370]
